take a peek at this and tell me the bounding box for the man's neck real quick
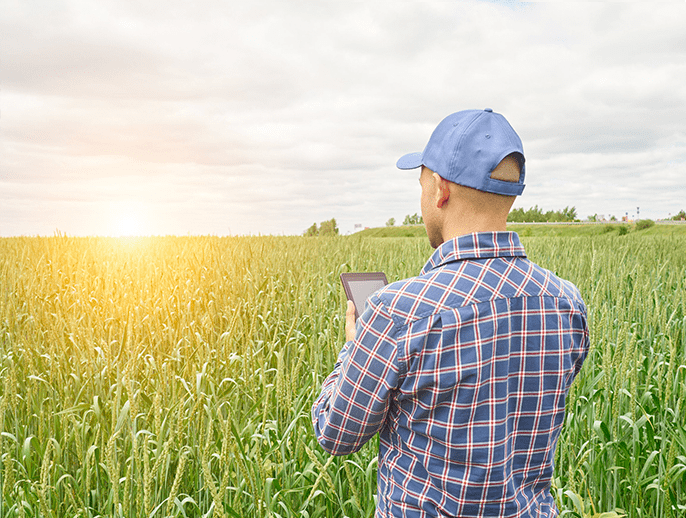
[440,215,508,241]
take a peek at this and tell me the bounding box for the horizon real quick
[3,210,684,239]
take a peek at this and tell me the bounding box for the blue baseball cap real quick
[396,108,525,196]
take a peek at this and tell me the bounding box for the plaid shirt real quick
[312,232,589,518]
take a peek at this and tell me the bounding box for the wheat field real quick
[0,234,684,517]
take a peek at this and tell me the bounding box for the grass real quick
[0,233,685,517]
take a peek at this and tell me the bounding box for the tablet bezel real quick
[340,272,388,320]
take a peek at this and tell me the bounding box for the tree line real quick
[386,213,423,226]
[386,207,579,226]
[304,207,684,236]
[506,205,578,222]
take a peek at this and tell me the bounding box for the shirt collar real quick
[421,232,527,275]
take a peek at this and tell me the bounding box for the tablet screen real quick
[340,272,388,319]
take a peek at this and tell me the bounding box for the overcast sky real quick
[2,0,685,236]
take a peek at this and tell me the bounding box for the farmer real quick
[312,108,589,517]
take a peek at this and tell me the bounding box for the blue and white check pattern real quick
[312,232,589,517]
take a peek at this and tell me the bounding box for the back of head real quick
[453,152,522,217]
[397,108,526,197]
[398,109,525,242]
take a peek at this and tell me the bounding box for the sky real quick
[2,0,685,237]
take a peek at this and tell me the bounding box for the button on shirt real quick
[312,232,589,518]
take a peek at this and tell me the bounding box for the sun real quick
[108,202,149,236]
[115,213,145,236]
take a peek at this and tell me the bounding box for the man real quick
[312,108,589,517]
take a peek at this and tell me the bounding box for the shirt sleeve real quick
[573,300,591,377]
[311,293,400,455]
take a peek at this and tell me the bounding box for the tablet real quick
[340,272,388,320]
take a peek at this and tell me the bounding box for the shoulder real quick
[525,260,587,311]
[371,265,473,327]
[372,257,587,326]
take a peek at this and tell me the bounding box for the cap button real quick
[484,108,493,112]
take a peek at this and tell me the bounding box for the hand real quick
[345,300,356,342]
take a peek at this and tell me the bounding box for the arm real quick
[311,294,399,455]
[573,301,591,377]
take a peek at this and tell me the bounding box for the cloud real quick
[2,0,685,236]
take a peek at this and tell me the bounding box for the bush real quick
[603,224,615,233]
[635,219,655,231]
[617,225,629,236]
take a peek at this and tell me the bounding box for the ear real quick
[432,173,451,208]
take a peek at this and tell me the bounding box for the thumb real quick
[345,300,356,342]
[346,300,356,318]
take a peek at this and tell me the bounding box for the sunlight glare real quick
[108,202,149,237]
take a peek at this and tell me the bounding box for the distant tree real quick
[561,206,578,221]
[304,223,318,236]
[403,213,423,225]
[672,210,686,221]
[386,217,396,227]
[318,218,339,236]
[304,218,339,236]
[610,215,617,221]
[507,207,527,222]
[528,205,544,221]
[587,214,598,222]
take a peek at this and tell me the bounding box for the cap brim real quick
[396,152,423,170]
